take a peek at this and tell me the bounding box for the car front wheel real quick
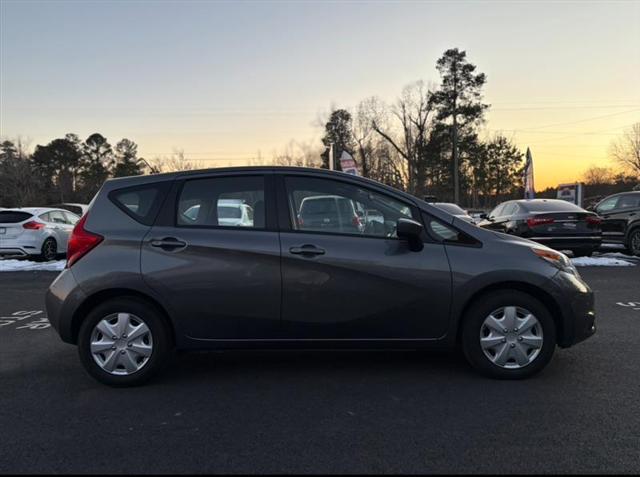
[461,291,556,379]
[78,297,172,386]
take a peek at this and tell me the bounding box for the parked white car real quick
[182,199,255,227]
[0,208,81,261]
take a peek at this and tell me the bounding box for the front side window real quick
[63,211,80,225]
[596,196,620,214]
[177,176,265,228]
[285,176,414,238]
[48,210,68,224]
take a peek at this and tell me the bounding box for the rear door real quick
[141,172,282,340]
[277,173,452,340]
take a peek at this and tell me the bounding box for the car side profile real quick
[592,191,640,256]
[0,207,80,260]
[46,167,596,386]
[478,199,602,257]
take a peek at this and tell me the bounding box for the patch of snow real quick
[597,252,638,260]
[571,256,635,267]
[0,259,65,272]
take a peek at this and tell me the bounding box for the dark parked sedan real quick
[478,199,602,257]
[592,191,640,256]
[46,168,596,386]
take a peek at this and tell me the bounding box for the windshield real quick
[434,203,466,215]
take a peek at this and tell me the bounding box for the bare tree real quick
[610,123,640,176]
[583,165,615,185]
[371,81,435,195]
[149,149,202,173]
[272,140,322,168]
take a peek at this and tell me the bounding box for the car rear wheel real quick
[78,297,172,386]
[627,229,640,257]
[461,291,556,379]
[39,237,57,261]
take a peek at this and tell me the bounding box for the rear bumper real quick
[548,271,596,347]
[528,236,601,251]
[45,269,87,343]
[0,235,43,256]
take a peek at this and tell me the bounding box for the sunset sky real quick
[1,0,639,190]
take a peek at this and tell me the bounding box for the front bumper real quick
[548,270,596,347]
[46,268,87,343]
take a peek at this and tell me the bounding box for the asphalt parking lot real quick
[1,264,640,474]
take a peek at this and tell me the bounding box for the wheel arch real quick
[71,288,176,345]
[455,281,565,345]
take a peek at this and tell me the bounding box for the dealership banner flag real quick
[524,147,535,199]
[339,151,358,175]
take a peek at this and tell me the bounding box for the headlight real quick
[531,247,579,276]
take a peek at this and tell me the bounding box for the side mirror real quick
[396,218,424,252]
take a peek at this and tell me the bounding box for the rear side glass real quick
[109,182,171,226]
[0,211,33,223]
[177,176,265,228]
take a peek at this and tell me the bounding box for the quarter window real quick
[284,176,414,238]
[110,182,171,226]
[177,176,265,228]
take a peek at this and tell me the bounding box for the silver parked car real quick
[0,207,80,261]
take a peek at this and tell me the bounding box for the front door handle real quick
[150,237,187,250]
[289,244,325,256]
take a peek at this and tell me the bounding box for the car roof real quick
[3,207,69,215]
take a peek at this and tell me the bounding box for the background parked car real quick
[592,191,640,256]
[432,202,476,224]
[48,203,89,217]
[297,194,364,233]
[0,207,80,260]
[478,199,602,257]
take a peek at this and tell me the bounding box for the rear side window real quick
[0,211,33,223]
[109,182,170,226]
[618,194,640,209]
[177,175,265,229]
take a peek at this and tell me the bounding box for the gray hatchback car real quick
[46,167,596,386]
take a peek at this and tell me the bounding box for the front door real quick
[278,174,452,340]
[141,173,281,340]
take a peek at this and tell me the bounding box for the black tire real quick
[39,237,57,262]
[461,290,557,380]
[78,297,172,387]
[572,248,594,258]
[627,228,640,257]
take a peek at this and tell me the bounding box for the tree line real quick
[0,134,146,207]
[2,48,638,209]
[312,48,525,208]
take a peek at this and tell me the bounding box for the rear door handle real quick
[150,237,187,250]
[289,245,325,256]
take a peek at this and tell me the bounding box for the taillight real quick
[586,216,602,225]
[352,216,362,228]
[23,221,45,230]
[527,216,555,227]
[66,214,103,268]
